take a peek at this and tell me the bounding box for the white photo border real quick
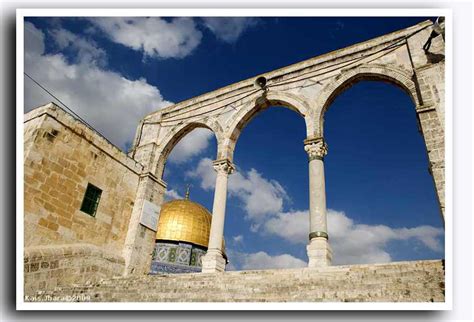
[16,7,453,311]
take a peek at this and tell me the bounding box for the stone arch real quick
[223,90,314,160]
[313,64,420,136]
[154,119,224,179]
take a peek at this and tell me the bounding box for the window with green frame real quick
[80,183,102,217]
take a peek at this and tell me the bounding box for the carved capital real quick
[304,137,328,161]
[212,159,234,175]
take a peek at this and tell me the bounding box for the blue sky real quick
[24,16,444,270]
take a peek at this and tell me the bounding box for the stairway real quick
[29,259,445,302]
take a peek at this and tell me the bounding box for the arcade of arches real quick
[124,19,445,275]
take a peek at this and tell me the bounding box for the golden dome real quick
[155,198,213,248]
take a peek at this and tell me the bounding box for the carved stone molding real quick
[304,137,328,161]
[212,159,235,175]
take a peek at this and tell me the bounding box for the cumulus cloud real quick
[229,250,307,270]
[167,129,214,164]
[89,17,202,59]
[164,189,183,201]
[263,210,308,243]
[24,18,263,151]
[50,28,107,66]
[187,156,444,266]
[24,22,172,149]
[202,17,259,43]
[230,168,288,220]
[262,209,444,265]
[186,158,289,220]
[24,22,45,55]
[186,157,217,190]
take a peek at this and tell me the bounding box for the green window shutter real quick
[80,183,102,217]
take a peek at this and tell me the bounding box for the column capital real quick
[212,158,235,175]
[304,137,328,161]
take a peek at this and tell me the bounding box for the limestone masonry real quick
[23,19,446,302]
[32,260,445,302]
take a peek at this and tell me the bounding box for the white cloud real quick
[262,209,444,265]
[249,223,260,233]
[89,17,202,59]
[24,22,45,55]
[50,28,107,66]
[232,235,244,243]
[187,156,443,266]
[167,129,214,164]
[202,17,259,43]
[164,189,183,201]
[24,22,172,149]
[186,157,216,190]
[186,158,289,220]
[263,210,308,243]
[229,250,306,270]
[230,168,288,220]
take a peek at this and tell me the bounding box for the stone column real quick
[201,158,234,273]
[304,137,333,267]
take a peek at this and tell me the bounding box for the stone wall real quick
[24,244,125,294]
[24,103,142,252]
[23,103,144,289]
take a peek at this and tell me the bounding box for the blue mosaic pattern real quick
[149,262,201,274]
[149,240,207,274]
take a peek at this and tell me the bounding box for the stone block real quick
[307,238,333,267]
[201,250,226,273]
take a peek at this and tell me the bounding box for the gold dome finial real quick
[185,184,190,200]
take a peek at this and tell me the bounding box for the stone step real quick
[41,279,444,300]
[96,266,443,285]
[71,288,443,300]
[28,260,445,302]
[48,277,443,297]
[48,277,444,292]
[40,283,441,300]
[70,286,444,302]
[104,259,443,281]
[89,272,443,287]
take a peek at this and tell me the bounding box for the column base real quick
[307,237,332,267]
[201,249,226,273]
